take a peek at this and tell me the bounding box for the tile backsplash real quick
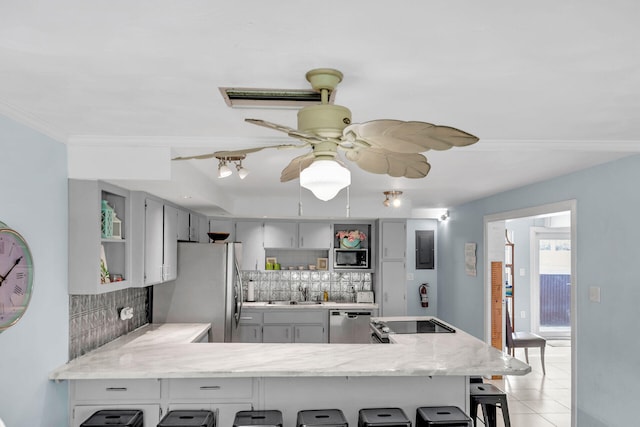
[241,271,372,303]
[68,287,150,360]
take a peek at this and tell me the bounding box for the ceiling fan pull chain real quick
[346,186,351,218]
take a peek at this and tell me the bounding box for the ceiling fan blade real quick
[173,144,304,161]
[246,118,326,143]
[172,153,218,160]
[343,119,479,153]
[345,147,431,178]
[245,118,298,134]
[280,152,315,182]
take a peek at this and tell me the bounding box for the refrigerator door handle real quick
[233,257,243,328]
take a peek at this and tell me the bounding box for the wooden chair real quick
[505,310,546,375]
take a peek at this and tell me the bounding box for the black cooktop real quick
[384,319,455,334]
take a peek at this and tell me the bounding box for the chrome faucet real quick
[299,285,309,301]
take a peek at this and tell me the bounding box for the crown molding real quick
[0,99,68,143]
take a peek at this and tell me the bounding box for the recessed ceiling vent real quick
[219,87,337,108]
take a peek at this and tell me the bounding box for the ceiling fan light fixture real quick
[300,159,351,201]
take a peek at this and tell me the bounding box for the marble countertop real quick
[243,302,377,309]
[49,318,530,381]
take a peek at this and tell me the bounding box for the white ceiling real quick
[1,1,639,218]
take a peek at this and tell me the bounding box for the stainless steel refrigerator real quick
[152,242,243,342]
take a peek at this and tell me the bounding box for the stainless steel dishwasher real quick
[329,310,372,343]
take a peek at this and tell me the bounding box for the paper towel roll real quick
[247,280,255,302]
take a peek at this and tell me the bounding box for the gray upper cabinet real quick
[264,221,331,249]
[235,221,264,270]
[189,213,200,242]
[263,222,297,248]
[163,205,178,282]
[299,222,331,249]
[144,197,164,285]
[381,220,406,259]
[142,197,178,285]
[177,209,203,242]
[68,179,131,294]
[177,209,190,241]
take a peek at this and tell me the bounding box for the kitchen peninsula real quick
[51,319,530,427]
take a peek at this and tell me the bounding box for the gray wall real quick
[437,153,640,426]
[0,115,69,425]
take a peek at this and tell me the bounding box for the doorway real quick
[483,200,576,425]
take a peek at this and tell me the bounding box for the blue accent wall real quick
[0,115,69,426]
[437,153,640,426]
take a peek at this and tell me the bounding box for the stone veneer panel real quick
[68,287,150,360]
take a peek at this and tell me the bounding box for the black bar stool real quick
[158,410,215,427]
[297,409,348,427]
[358,408,411,427]
[416,407,471,427]
[234,410,283,427]
[469,383,511,427]
[80,410,143,427]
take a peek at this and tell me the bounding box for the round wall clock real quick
[0,222,34,332]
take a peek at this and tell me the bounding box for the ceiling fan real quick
[173,68,479,201]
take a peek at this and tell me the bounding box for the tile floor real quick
[481,341,572,427]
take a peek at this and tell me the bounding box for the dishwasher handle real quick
[330,311,372,317]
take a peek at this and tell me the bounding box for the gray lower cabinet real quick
[70,378,255,427]
[233,310,263,343]
[234,309,328,343]
[258,310,328,343]
[70,379,161,427]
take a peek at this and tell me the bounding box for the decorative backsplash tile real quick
[241,271,372,303]
[68,287,150,360]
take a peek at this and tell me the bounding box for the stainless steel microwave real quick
[333,248,369,269]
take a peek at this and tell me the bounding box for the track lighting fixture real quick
[440,210,450,221]
[383,190,403,207]
[216,155,249,179]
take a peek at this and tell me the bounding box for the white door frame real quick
[530,227,571,338]
[483,199,577,427]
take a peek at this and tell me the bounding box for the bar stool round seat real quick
[158,410,215,427]
[469,383,511,427]
[358,408,411,427]
[297,409,348,427]
[416,406,471,427]
[234,410,283,427]
[80,410,143,427]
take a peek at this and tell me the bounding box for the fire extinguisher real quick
[419,283,429,308]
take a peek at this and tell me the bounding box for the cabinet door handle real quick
[106,387,128,392]
[240,316,253,320]
[285,329,289,339]
[199,385,222,390]
[300,237,304,247]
